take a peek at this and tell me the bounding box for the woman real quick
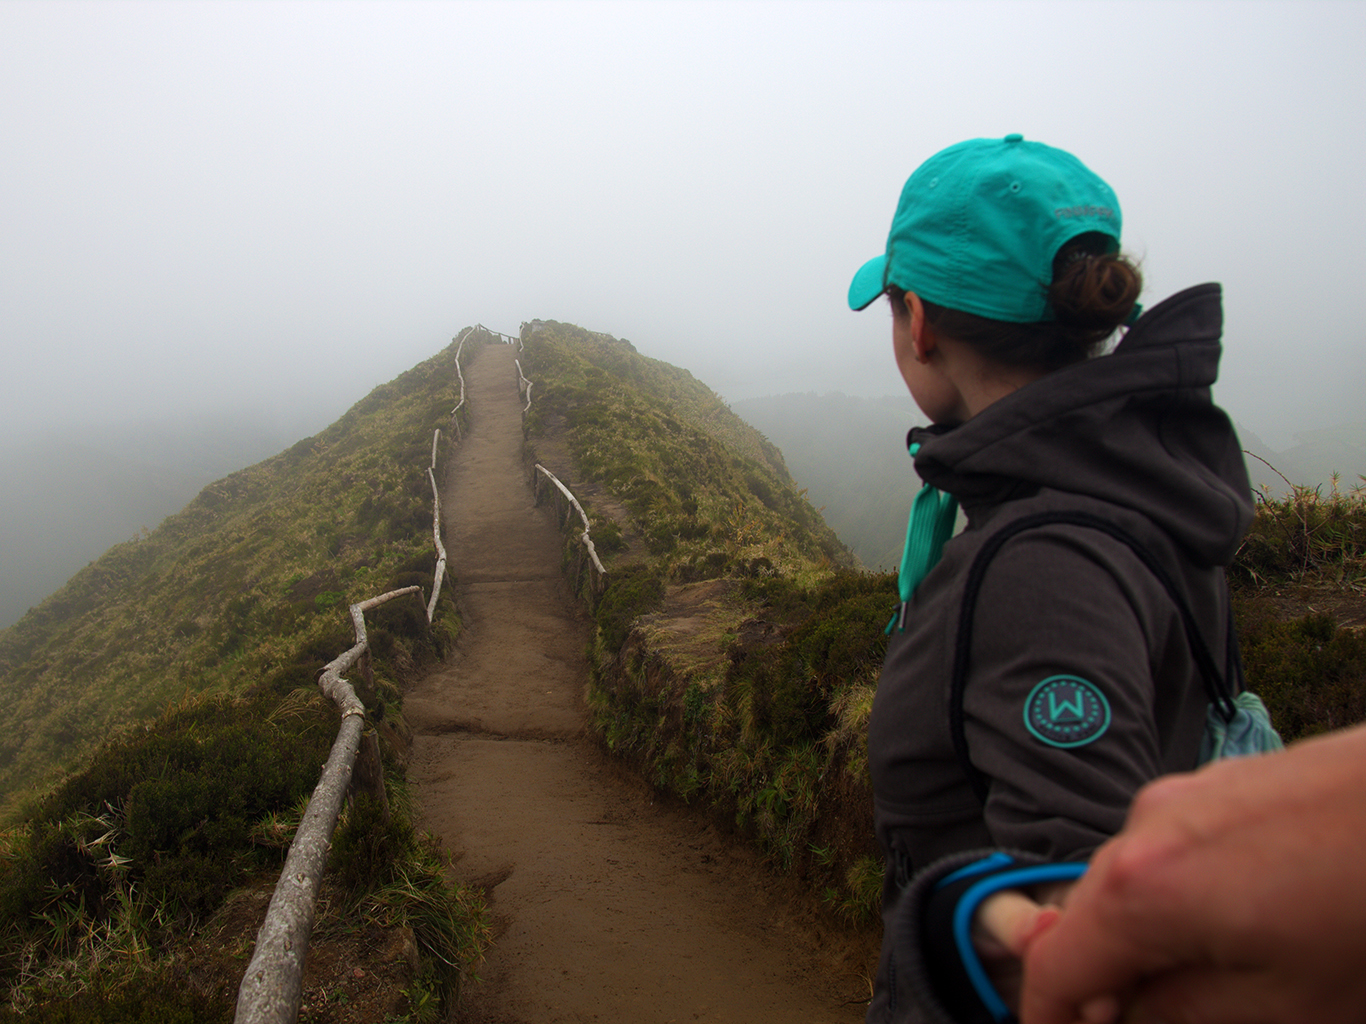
[848,135,1254,1023]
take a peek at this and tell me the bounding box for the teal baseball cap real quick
[848,134,1123,322]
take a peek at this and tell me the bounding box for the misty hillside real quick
[0,321,882,1017]
[0,326,855,812]
[0,415,320,630]
[729,392,925,571]
[0,349,467,812]
[0,333,499,1017]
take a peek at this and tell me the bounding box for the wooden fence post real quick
[351,728,391,825]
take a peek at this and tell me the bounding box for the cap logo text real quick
[1054,205,1114,221]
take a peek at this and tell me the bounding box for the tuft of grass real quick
[1234,474,1366,583]
[823,854,884,926]
[359,837,491,1019]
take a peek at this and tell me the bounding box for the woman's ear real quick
[906,291,936,364]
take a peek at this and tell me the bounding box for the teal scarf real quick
[887,442,959,635]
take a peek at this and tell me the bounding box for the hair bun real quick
[1050,238,1142,334]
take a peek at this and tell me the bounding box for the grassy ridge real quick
[520,321,891,922]
[0,342,471,809]
[0,331,500,1018]
[521,322,847,575]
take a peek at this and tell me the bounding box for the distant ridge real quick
[1239,420,1366,495]
[731,392,925,570]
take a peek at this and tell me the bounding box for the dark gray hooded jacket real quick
[866,283,1254,1022]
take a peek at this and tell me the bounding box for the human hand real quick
[1018,723,1366,1024]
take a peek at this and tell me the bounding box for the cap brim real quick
[848,254,888,311]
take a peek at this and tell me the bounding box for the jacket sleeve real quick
[960,526,1181,860]
[890,849,1088,1024]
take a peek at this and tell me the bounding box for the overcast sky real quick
[3,0,1363,451]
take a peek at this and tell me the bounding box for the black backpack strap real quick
[950,510,1238,804]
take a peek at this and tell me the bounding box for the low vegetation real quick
[0,330,502,1018]
[1232,477,1366,743]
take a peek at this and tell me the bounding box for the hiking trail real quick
[404,342,869,1024]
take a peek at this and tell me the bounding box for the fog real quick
[3,0,1363,454]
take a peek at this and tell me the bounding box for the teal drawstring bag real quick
[1198,690,1284,763]
[887,442,959,635]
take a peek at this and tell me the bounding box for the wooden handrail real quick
[234,587,420,1024]
[533,464,606,577]
[515,358,532,413]
[519,357,604,584]
[234,329,478,1024]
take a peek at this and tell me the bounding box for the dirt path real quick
[405,343,869,1024]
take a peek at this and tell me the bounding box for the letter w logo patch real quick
[1025,675,1111,748]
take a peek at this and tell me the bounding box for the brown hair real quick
[888,233,1143,371]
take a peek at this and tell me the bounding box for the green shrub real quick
[0,694,333,955]
[1237,602,1366,742]
[594,565,666,651]
[0,974,230,1023]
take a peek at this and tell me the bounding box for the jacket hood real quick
[911,283,1254,566]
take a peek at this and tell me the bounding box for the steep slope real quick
[0,338,468,812]
[0,330,502,1018]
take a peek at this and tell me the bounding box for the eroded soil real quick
[405,343,871,1024]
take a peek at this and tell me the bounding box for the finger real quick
[1020,909,1164,1024]
[1080,994,1120,1024]
[1020,831,1209,1024]
[977,890,1046,958]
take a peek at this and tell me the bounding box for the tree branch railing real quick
[426,460,448,622]
[449,328,470,441]
[234,328,480,1024]
[517,354,606,596]
[234,586,420,1024]
[533,463,607,594]
[515,358,532,413]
